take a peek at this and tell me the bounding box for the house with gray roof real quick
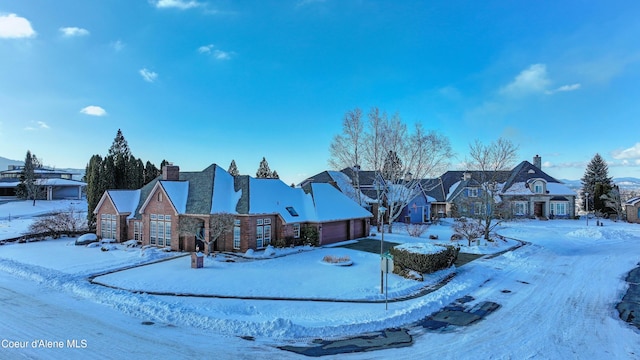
[625,196,640,224]
[94,164,372,253]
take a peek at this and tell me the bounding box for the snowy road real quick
[1,220,640,359]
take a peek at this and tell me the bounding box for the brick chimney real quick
[162,163,180,181]
[533,155,542,169]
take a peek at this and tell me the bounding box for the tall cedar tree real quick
[85,130,160,229]
[84,154,103,227]
[256,157,273,178]
[228,160,240,176]
[581,153,613,212]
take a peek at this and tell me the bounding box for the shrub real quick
[322,255,351,263]
[390,243,459,274]
[429,234,438,240]
[301,225,319,246]
[406,224,428,237]
[275,238,287,248]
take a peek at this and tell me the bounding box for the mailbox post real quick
[380,252,394,310]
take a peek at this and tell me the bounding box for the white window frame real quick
[468,188,478,197]
[233,219,241,249]
[551,201,567,216]
[293,223,301,239]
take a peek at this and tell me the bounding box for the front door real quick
[534,202,544,218]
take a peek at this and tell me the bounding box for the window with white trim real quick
[256,218,271,248]
[100,214,117,239]
[468,188,478,197]
[534,183,543,194]
[149,214,171,247]
[233,219,241,249]
[513,202,528,216]
[134,221,142,241]
[264,218,272,246]
[550,202,567,216]
[293,223,300,238]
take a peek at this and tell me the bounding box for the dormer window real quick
[534,184,543,194]
[468,188,478,197]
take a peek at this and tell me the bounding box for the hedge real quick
[390,243,459,274]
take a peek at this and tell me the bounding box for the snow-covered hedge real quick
[390,243,459,275]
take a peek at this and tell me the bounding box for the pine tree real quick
[17,150,44,205]
[581,153,613,212]
[144,161,159,184]
[256,157,272,178]
[108,129,132,189]
[228,160,240,176]
[271,170,279,179]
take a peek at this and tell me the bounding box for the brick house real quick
[94,164,372,253]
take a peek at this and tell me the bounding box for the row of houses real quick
[302,155,578,223]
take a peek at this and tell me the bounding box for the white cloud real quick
[111,40,125,52]
[198,44,214,54]
[213,49,232,60]
[198,44,234,60]
[153,0,202,10]
[139,68,158,82]
[500,64,582,97]
[500,64,551,96]
[612,143,640,160]
[59,27,90,37]
[80,106,107,117]
[545,83,581,95]
[0,13,36,39]
[24,121,49,131]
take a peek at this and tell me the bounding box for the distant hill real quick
[0,156,85,180]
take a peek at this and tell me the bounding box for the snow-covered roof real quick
[211,166,242,214]
[160,181,189,214]
[107,190,141,219]
[626,196,640,206]
[501,181,575,196]
[249,178,316,223]
[310,183,373,222]
[326,170,376,204]
[0,178,85,187]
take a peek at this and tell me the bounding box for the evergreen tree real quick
[85,154,103,228]
[108,129,132,189]
[256,157,272,178]
[17,150,44,205]
[382,150,403,180]
[271,170,279,179]
[228,160,240,176]
[144,161,159,184]
[127,156,144,189]
[581,153,613,212]
[160,159,169,171]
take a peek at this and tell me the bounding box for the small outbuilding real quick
[625,197,640,224]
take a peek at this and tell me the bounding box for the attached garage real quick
[320,221,349,245]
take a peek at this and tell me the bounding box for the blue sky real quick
[1,0,640,184]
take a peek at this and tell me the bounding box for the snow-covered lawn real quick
[0,200,86,240]
[1,200,640,359]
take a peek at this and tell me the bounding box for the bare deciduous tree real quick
[28,206,88,238]
[600,186,624,221]
[329,107,454,233]
[462,138,519,240]
[329,108,364,205]
[208,213,236,253]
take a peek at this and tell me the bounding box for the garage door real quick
[353,219,365,239]
[321,221,349,245]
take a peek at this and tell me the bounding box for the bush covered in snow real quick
[390,243,459,275]
[322,255,352,266]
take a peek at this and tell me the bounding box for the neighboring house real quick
[399,181,436,223]
[94,164,372,253]
[0,165,85,200]
[500,156,576,219]
[625,197,640,224]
